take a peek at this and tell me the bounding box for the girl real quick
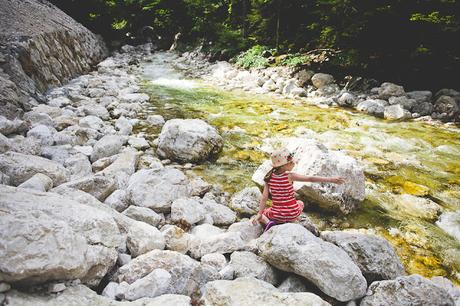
[252,148,345,231]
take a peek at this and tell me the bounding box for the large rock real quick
[433,95,459,121]
[361,275,454,306]
[377,82,405,99]
[436,211,460,242]
[320,231,405,283]
[161,225,193,254]
[230,187,261,215]
[229,251,279,285]
[0,116,28,136]
[117,250,219,297]
[64,153,93,180]
[157,119,223,163]
[356,99,386,118]
[4,284,191,306]
[26,124,56,145]
[17,172,53,192]
[384,104,411,120]
[0,151,70,186]
[311,73,334,89]
[190,231,247,259]
[127,168,191,213]
[171,197,207,226]
[122,206,163,227]
[123,269,171,301]
[201,277,330,306]
[200,198,237,225]
[55,175,116,201]
[0,185,122,286]
[257,223,367,302]
[90,135,127,162]
[430,276,460,306]
[253,139,365,214]
[97,148,138,189]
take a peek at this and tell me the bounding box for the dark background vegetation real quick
[49,0,460,91]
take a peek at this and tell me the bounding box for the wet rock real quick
[117,249,218,296]
[123,206,163,227]
[90,135,127,162]
[257,223,367,302]
[0,151,70,186]
[377,82,405,99]
[17,173,53,192]
[157,119,223,163]
[230,187,261,215]
[394,194,442,220]
[433,95,459,121]
[0,185,122,286]
[277,275,309,293]
[311,73,334,89]
[229,251,279,285]
[361,275,454,306]
[436,211,460,242]
[201,277,330,306]
[320,231,405,283]
[127,168,190,213]
[356,99,386,118]
[384,104,411,120]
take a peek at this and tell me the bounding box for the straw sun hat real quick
[270,148,294,168]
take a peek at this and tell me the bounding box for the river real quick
[137,52,460,286]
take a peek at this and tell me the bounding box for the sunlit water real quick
[138,52,460,285]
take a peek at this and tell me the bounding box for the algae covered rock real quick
[157,119,223,163]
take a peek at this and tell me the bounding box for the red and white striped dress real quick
[263,172,304,223]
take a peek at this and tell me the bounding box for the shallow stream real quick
[138,52,460,285]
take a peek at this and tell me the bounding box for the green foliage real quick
[235,45,272,68]
[279,53,311,67]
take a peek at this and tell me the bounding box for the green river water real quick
[137,53,460,286]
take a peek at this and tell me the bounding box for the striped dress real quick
[264,172,303,223]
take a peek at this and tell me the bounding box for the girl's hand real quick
[330,177,345,184]
[251,213,262,225]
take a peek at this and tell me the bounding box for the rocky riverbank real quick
[173,48,460,125]
[1,44,459,305]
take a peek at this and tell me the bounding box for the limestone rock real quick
[430,276,460,306]
[311,73,334,89]
[26,124,55,146]
[0,116,28,136]
[161,225,192,254]
[127,168,191,213]
[201,253,227,271]
[257,223,367,302]
[229,251,279,285]
[171,197,206,226]
[64,153,92,180]
[146,115,165,126]
[90,135,127,162]
[157,119,223,163]
[17,173,53,192]
[230,187,261,215]
[0,151,70,186]
[278,275,309,293]
[123,269,171,301]
[320,231,405,283]
[227,220,263,241]
[378,82,405,99]
[200,198,237,225]
[56,175,116,201]
[201,277,330,306]
[361,275,454,306]
[190,231,246,259]
[104,189,129,212]
[356,99,386,118]
[97,148,138,189]
[122,206,163,227]
[384,104,411,120]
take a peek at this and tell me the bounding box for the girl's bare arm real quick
[289,172,345,184]
[252,183,269,224]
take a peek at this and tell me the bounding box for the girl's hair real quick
[263,168,276,182]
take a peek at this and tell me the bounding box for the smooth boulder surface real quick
[0,151,70,186]
[201,277,330,306]
[90,134,126,162]
[229,251,279,285]
[0,185,122,286]
[361,275,455,306]
[320,231,405,282]
[157,119,223,163]
[127,168,191,213]
[256,223,367,302]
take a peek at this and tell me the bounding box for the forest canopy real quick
[50,0,460,90]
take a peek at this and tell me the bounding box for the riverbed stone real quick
[278,275,309,293]
[257,223,367,302]
[27,124,55,145]
[115,116,133,135]
[384,104,411,120]
[190,231,246,259]
[122,206,163,227]
[17,173,53,192]
[388,96,416,110]
[229,251,279,285]
[117,249,219,296]
[320,230,405,283]
[201,253,227,271]
[157,119,223,163]
[201,277,330,306]
[90,134,127,162]
[161,225,193,254]
[64,153,92,180]
[230,187,261,215]
[433,95,459,121]
[0,185,122,286]
[361,274,454,306]
[97,148,138,189]
[23,111,54,127]
[0,116,28,136]
[200,198,237,225]
[55,175,116,201]
[311,73,334,89]
[377,82,405,99]
[123,269,171,301]
[171,197,207,226]
[127,168,191,213]
[124,220,165,257]
[430,276,460,306]
[436,211,460,243]
[0,151,70,186]
[104,189,129,212]
[337,92,357,107]
[227,220,263,241]
[147,115,165,127]
[356,99,386,118]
